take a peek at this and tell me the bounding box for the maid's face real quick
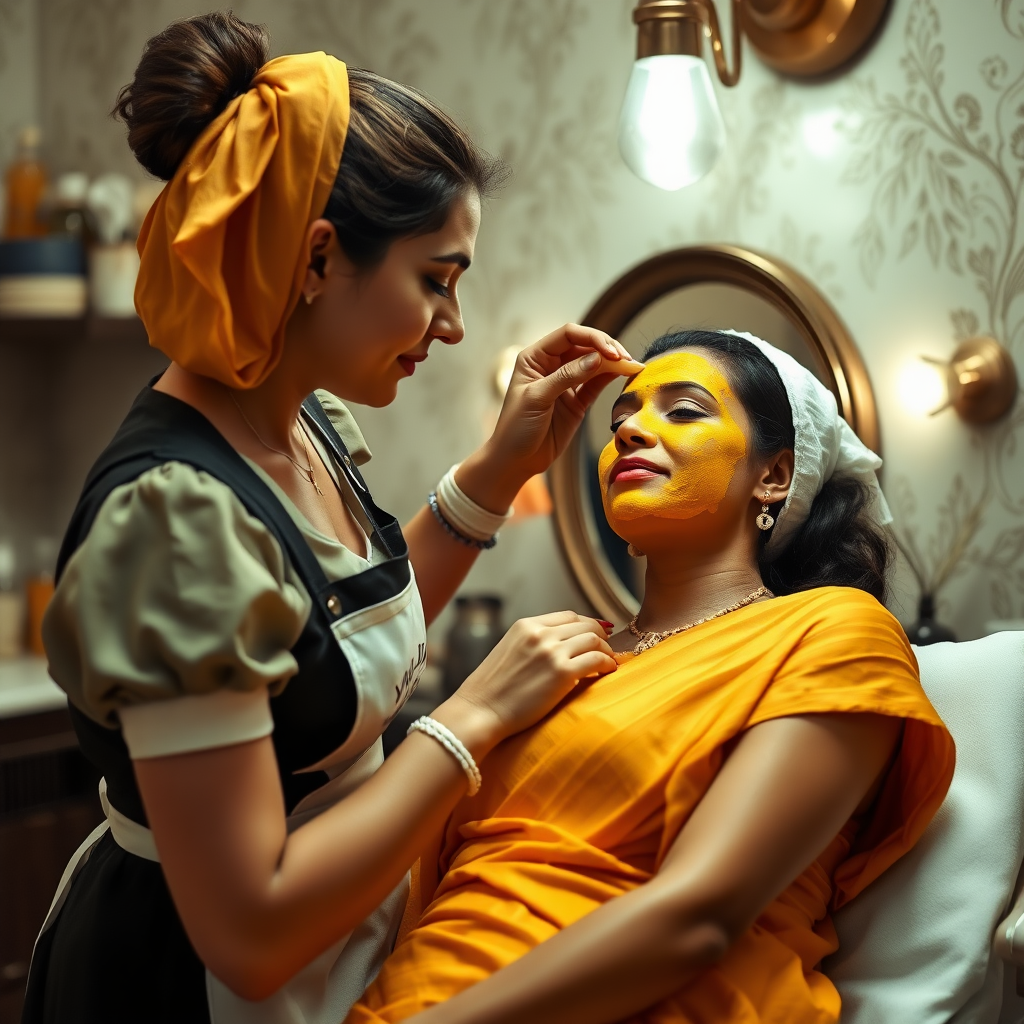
[599,351,751,540]
[296,190,480,407]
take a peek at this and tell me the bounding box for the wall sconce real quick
[493,344,525,398]
[898,337,1018,424]
[619,0,891,190]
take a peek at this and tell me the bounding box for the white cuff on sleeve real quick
[119,687,274,759]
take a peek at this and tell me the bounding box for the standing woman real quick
[22,13,640,1024]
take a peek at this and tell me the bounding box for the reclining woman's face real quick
[598,349,756,553]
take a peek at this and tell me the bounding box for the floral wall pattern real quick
[0,0,37,170]
[845,0,1024,624]
[0,0,1020,639]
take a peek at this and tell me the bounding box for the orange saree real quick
[348,587,955,1023]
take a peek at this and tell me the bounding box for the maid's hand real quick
[458,324,643,513]
[434,610,618,754]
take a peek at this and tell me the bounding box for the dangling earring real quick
[304,293,314,306]
[755,491,775,531]
[627,543,644,558]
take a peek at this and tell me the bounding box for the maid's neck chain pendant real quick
[229,390,324,496]
[295,426,325,497]
[628,586,774,655]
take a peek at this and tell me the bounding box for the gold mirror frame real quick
[548,244,880,622]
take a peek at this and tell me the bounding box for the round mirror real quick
[549,244,880,622]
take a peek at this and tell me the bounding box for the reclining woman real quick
[349,330,956,1024]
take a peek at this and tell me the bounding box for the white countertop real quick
[0,656,67,718]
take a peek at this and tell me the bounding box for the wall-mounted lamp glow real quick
[493,344,525,398]
[899,337,1018,424]
[619,0,891,190]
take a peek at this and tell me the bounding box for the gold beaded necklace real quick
[628,585,773,655]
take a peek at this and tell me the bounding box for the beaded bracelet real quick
[428,491,498,549]
[407,716,482,795]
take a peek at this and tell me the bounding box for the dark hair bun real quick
[114,12,270,180]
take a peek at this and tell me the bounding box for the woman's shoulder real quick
[312,390,372,466]
[45,459,311,729]
[107,456,245,508]
[760,587,916,681]
[84,460,289,571]
[749,587,934,731]
[775,586,906,637]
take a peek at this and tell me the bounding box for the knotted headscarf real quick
[722,330,893,558]
[135,53,349,388]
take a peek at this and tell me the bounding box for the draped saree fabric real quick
[348,588,955,1024]
[135,53,349,388]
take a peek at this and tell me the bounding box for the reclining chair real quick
[826,632,1024,1024]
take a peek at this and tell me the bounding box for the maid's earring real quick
[304,293,314,306]
[627,543,644,558]
[755,491,775,531]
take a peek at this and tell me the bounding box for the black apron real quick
[23,385,422,1024]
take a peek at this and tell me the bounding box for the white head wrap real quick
[721,330,892,559]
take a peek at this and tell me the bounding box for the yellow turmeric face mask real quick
[599,352,748,522]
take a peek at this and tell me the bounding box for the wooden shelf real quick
[0,316,148,344]
[0,659,66,722]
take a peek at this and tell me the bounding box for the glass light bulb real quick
[618,54,726,191]
[898,359,948,417]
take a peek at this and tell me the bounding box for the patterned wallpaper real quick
[1,0,1021,640]
[0,0,38,170]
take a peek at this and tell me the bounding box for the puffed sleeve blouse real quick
[43,391,378,761]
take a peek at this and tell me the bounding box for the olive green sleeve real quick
[43,461,312,756]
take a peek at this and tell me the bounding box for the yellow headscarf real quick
[135,53,349,388]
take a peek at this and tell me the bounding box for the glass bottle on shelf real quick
[0,540,25,658]
[3,127,48,238]
[25,537,57,657]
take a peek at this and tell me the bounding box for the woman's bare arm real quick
[137,728,473,1001]
[133,613,616,1001]
[408,712,902,1024]
[405,325,640,624]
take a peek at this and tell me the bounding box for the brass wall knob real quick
[947,336,1018,425]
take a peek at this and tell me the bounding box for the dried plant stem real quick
[894,487,989,597]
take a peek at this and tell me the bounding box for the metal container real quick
[0,237,87,318]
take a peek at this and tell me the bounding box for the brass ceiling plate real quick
[741,0,891,77]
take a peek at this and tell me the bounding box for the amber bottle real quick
[3,127,48,238]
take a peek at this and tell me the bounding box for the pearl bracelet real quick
[407,716,482,796]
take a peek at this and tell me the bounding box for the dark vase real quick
[442,595,504,697]
[905,593,956,646]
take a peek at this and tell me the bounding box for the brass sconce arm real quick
[703,0,743,87]
[633,0,742,87]
[631,0,890,80]
[621,0,889,190]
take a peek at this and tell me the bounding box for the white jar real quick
[89,241,139,317]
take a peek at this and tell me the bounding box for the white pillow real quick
[826,632,1024,1024]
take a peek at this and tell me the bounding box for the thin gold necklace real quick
[628,585,773,655]
[294,424,326,497]
[228,392,324,496]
